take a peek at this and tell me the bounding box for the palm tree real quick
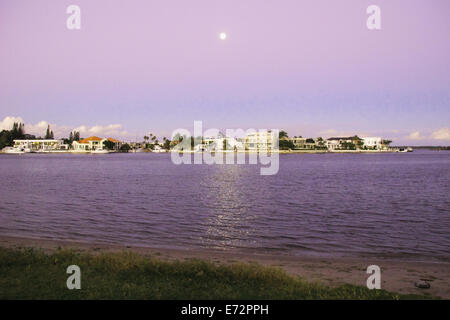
[279,130,288,139]
[317,137,325,146]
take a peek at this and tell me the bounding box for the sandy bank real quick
[0,235,448,299]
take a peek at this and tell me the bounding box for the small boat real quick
[91,149,110,154]
[2,147,25,154]
[407,147,413,152]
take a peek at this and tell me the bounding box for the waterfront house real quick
[302,138,316,150]
[106,137,121,151]
[197,133,244,152]
[203,133,226,151]
[362,137,383,150]
[13,139,69,152]
[289,137,307,149]
[71,136,122,152]
[326,136,363,150]
[326,139,341,150]
[244,131,277,151]
[280,136,317,150]
[152,144,166,152]
[72,136,105,151]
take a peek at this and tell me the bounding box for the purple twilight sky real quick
[0,0,449,145]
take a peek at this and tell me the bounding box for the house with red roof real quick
[72,136,121,152]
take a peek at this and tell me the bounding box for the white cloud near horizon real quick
[405,131,425,140]
[318,129,338,137]
[318,129,358,138]
[402,128,450,142]
[0,116,132,140]
[430,128,450,141]
[72,124,130,139]
[0,116,24,131]
[2,116,449,144]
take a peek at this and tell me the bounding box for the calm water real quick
[0,150,449,261]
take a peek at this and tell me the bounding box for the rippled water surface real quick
[1,150,449,261]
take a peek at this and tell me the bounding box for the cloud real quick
[318,129,363,138]
[73,123,130,138]
[0,116,25,131]
[0,116,132,140]
[319,129,338,136]
[405,131,425,140]
[431,128,450,140]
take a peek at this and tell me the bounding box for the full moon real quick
[219,32,227,40]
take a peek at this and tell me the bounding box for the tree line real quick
[0,122,35,149]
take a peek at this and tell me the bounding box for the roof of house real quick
[327,136,361,141]
[78,136,103,144]
[107,137,120,143]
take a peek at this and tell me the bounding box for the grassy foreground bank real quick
[0,247,427,299]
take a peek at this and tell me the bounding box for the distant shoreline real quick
[3,146,450,155]
[1,235,448,298]
[0,149,409,154]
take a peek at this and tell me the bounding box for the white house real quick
[72,136,121,152]
[152,144,167,152]
[362,137,383,150]
[244,131,277,151]
[326,136,363,150]
[197,133,244,152]
[326,139,341,150]
[13,139,68,152]
[290,137,307,149]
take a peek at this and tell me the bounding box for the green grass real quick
[0,247,429,299]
